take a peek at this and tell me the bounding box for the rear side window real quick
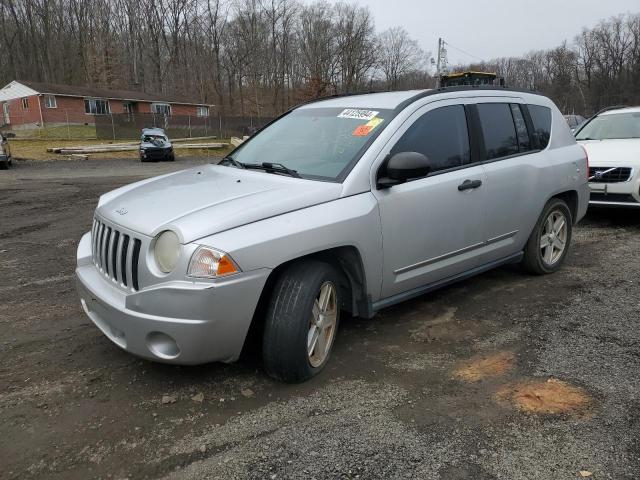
[391,105,470,173]
[477,103,519,160]
[528,104,552,149]
[510,104,531,151]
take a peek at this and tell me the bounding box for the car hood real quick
[96,165,343,243]
[579,139,640,166]
[141,140,172,148]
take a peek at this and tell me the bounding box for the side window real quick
[528,104,552,149]
[477,103,519,160]
[391,105,470,173]
[510,104,531,151]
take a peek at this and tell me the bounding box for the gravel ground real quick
[1,158,639,479]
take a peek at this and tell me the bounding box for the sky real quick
[312,0,639,68]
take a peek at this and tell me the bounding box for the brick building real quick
[0,80,213,128]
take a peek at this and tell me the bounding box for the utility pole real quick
[436,38,448,87]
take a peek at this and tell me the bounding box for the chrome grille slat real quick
[91,218,141,291]
[589,167,633,183]
[91,220,98,261]
[98,223,106,269]
[125,236,135,289]
[115,233,125,284]
[101,226,110,272]
[107,229,117,279]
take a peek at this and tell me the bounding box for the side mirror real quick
[377,151,431,189]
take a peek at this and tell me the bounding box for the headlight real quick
[154,230,180,273]
[187,246,240,278]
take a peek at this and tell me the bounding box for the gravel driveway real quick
[1,158,639,479]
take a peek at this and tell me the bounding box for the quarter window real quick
[528,105,552,149]
[44,95,57,109]
[510,104,531,151]
[391,105,470,173]
[85,98,110,115]
[477,103,519,160]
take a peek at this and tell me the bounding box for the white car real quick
[576,106,640,207]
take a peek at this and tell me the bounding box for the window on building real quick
[152,103,171,116]
[84,98,110,115]
[196,106,209,117]
[477,103,519,160]
[528,104,552,149]
[391,105,470,173]
[44,95,57,109]
[21,97,29,110]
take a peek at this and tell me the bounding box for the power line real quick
[443,41,485,63]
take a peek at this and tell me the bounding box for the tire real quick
[522,198,572,275]
[262,260,341,383]
[168,153,175,161]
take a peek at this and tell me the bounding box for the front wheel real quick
[262,260,341,382]
[522,198,572,275]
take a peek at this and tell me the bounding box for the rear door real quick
[474,101,544,262]
[374,101,488,299]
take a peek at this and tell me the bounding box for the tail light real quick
[580,145,589,180]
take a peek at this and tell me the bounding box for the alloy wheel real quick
[540,210,568,265]
[307,281,338,368]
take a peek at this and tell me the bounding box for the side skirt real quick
[371,252,524,313]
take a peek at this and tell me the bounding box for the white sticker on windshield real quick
[338,109,379,121]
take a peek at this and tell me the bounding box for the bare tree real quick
[377,26,425,90]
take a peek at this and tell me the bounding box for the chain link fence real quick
[0,110,274,141]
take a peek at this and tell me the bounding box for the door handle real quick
[458,179,482,191]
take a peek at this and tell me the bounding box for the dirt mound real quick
[453,351,515,382]
[497,378,590,414]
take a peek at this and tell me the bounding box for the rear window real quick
[477,103,519,160]
[528,105,552,149]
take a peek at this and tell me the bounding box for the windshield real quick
[576,112,640,140]
[230,107,393,180]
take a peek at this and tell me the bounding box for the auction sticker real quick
[338,109,379,121]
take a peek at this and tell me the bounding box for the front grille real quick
[91,218,142,290]
[589,167,632,183]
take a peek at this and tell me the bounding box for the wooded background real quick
[0,0,638,116]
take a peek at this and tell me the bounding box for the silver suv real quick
[76,87,589,382]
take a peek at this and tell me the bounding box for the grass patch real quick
[9,139,233,161]
[11,125,98,140]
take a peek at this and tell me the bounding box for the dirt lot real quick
[1,158,640,479]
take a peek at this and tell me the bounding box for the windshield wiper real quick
[244,162,301,178]
[219,155,246,169]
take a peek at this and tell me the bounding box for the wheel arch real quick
[551,189,578,224]
[241,245,371,359]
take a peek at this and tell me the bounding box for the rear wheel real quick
[262,260,341,382]
[522,198,572,274]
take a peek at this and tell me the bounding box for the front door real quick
[373,103,487,299]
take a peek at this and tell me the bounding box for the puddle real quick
[453,351,514,382]
[496,378,591,415]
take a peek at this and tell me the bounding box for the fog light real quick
[146,332,180,359]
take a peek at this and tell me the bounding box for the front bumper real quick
[588,174,640,208]
[140,148,172,160]
[76,232,270,364]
